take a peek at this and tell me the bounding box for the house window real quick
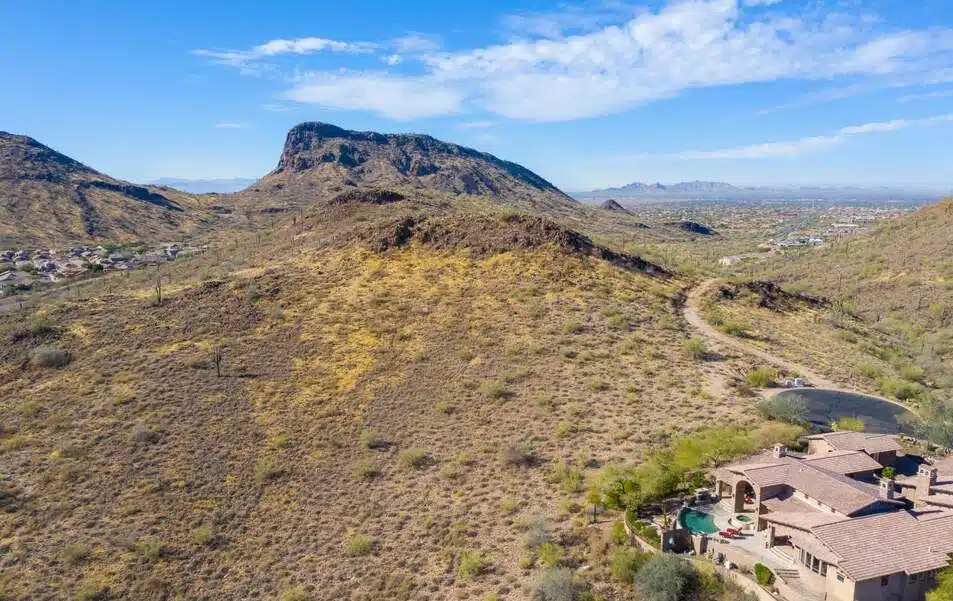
[910,574,918,583]
[812,557,821,574]
[881,576,889,587]
[821,563,828,577]
[837,573,845,583]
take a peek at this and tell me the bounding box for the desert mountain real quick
[149,177,258,195]
[235,122,576,215]
[0,132,217,247]
[599,198,632,214]
[582,180,740,198]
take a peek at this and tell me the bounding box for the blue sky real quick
[2,0,953,190]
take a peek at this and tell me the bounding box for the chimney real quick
[880,477,896,500]
[917,465,939,501]
[773,444,787,459]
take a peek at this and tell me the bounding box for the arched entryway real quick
[734,480,756,513]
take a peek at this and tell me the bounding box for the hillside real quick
[0,207,772,601]
[0,133,218,247]
[233,122,576,216]
[759,199,953,374]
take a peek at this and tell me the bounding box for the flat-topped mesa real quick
[262,122,573,206]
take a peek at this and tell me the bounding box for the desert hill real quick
[0,202,769,600]
[0,132,217,247]
[599,199,631,214]
[760,198,953,361]
[234,122,576,216]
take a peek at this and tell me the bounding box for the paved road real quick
[682,278,918,424]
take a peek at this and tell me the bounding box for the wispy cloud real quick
[194,36,376,72]
[282,72,464,120]
[215,122,252,129]
[898,88,953,102]
[458,120,495,129]
[201,0,953,122]
[672,114,953,159]
[260,103,290,112]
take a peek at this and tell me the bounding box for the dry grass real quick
[0,218,766,600]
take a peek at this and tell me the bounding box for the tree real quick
[757,395,809,425]
[927,565,953,601]
[634,554,697,601]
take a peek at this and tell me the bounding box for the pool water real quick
[736,515,752,523]
[679,509,718,534]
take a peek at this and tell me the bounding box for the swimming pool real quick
[679,509,718,534]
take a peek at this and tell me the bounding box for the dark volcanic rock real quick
[363,213,669,277]
[600,199,632,214]
[331,189,407,206]
[668,220,717,235]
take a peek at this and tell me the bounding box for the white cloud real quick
[282,73,465,120]
[672,114,952,159]
[215,122,252,129]
[194,36,376,70]
[392,33,441,53]
[260,103,290,112]
[200,0,953,122]
[743,0,782,6]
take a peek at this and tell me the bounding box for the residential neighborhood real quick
[0,242,207,295]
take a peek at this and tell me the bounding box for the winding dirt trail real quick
[682,279,917,416]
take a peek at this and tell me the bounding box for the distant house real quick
[711,438,953,601]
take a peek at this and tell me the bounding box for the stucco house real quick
[712,435,953,601]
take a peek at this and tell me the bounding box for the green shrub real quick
[554,420,576,439]
[62,543,89,565]
[682,338,708,361]
[882,466,897,479]
[535,568,579,601]
[352,459,380,480]
[746,367,778,388]
[857,362,883,380]
[254,457,284,483]
[900,364,926,383]
[359,428,385,449]
[631,521,661,548]
[537,542,565,568]
[757,395,808,425]
[721,319,749,337]
[398,448,429,470]
[279,587,309,601]
[833,416,865,432]
[478,379,509,399]
[635,553,697,601]
[754,563,775,587]
[136,536,167,560]
[191,524,214,546]
[609,521,629,546]
[457,549,488,579]
[502,443,537,468]
[564,319,584,334]
[343,531,376,556]
[550,462,584,493]
[31,345,71,368]
[610,547,649,584]
[880,378,923,400]
[522,514,553,548]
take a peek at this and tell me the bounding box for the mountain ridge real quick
[0,132,217,247]
[234,121,577,216]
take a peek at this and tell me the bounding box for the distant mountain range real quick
[578,181,948,202]
[149,177,258,194]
